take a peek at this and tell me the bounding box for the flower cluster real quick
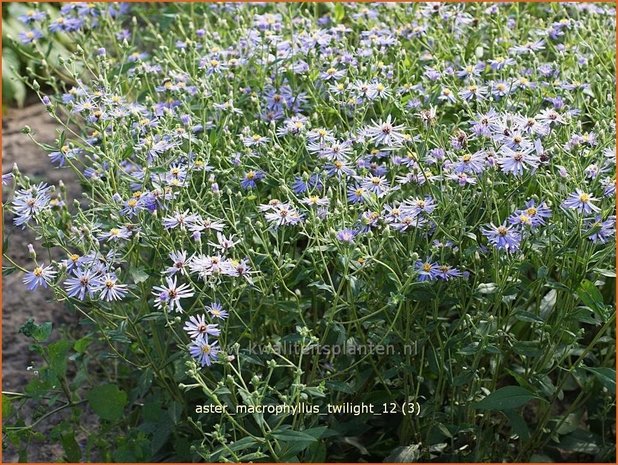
[8,1,615,370]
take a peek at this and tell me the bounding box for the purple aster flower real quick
[562,189,600,214]
[509,200,552,228]
[18,9,46,23]
[207,302,229,320]
[482,222,522,252]
[18,29,43,44]
[240,170,265,189]
[347,185,368,204]
[325,159,356,178]
[23,263,56,290]
[357,211,381,233]
[12,183,52,227]
[263,203,303,228]
[585,215,616,244]
[447,172,477,186]
[414,258,439,281]
[435,264,463,281]
[98,226,132,242]
[99,273,128,302]
[497,146,540,176]
[291,174,323,194]
[360,175,390,198]
[453,151,486,174]
[189,335,220,367]
[64,268,104,300]
[183,314,220,339]
[162,210,201,230]
[363,116,406,147]
[336,228,357,243]
[152,276,195,313]
[165,250,189,276]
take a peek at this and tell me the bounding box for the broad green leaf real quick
[333,4,345,22]
[504,410,530,439]
[583,367,616,392]
[61,431,81,462]
[474,386,540,410]
[131,267,150,284]
[576,279,607,320]
[33,322,53,342]
[87,384,127,421]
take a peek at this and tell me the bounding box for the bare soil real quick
[2,104,91,462]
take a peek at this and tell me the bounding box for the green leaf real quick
[33,322,53,342]
[576,279,607,320]
[2,395,12,419]
[73,336,92,354]
[583,367,616,392]
[333,4,345,22]
[48,339,71,380]
[474,386,540,410]
[87,384,127,421]
[503,409,530,439]
[130,267,150,284]
[477,283,498,294]
[61,431,81,462]
[272,429,320,457]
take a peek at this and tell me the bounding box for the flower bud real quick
[27,244,36,260]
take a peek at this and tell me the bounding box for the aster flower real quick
[18,9,46,23]
[435,264,463,281]
[325,159,356,178]
[189,335,220,367]
[19,29,43,44]
[188,254,220,280]
[12,183,52,228]
[183,314,220,339]
[242,134,270,147]
[482,222,522,252]
[360,175,391,198]
[336,229,357,244]
[458,84,488,101]
[390,215,426,232]
[64,268,104,300]
[263,203,304,228]
[221,258,253,281]
[585,215,616,244]
[99,273,128,302]
[497,146,540,176]
[162,210,201,230]
[207,302,229,320]
[453,151,486,174]
[414,258,439,282]
[363,116,406,147]
[152,276,195,312]
[346,185,367,204]
[562,189,600,214]
[98,226,132,242]
[357,211,381,233]
[165,250,189,276]
[403,196,436,216]
[302,195,330,208]
[447,172,477,186]
[511,200,552,228]
[209,232,239,253]
[240,170,265,189]
[23,264,57,290]
[320,66,346,81]
[291,174,323,194]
